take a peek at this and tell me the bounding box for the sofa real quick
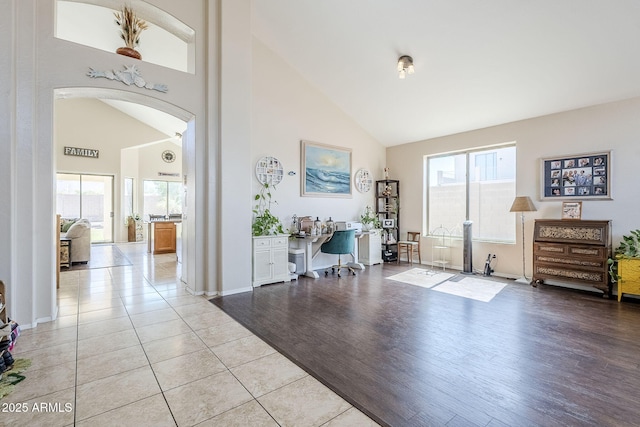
[60,218,91,263]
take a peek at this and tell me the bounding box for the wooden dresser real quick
[532,219,612,297]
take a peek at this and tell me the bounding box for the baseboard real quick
[220,286,253,296]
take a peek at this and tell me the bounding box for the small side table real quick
[60,237,72,269]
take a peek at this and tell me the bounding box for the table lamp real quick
[510,196,537,283]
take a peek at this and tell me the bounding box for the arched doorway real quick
[54,87,196,288]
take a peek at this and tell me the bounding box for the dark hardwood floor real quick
[211,263,640,427]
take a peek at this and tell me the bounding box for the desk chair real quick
[397,231,421,264]
[320,229,356,277]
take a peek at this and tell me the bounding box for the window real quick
[474,152,497,181]
[426,145,516,242]
[143,180,182,220]
[124,178,134,219]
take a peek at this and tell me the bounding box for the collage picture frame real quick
[540,150,611,200]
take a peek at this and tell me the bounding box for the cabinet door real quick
[154,223,176,254]
[253,249,272,282]
[272,246,289,278]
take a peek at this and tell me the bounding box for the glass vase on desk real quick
[326,217,334,234]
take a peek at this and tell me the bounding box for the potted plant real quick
[114,5,148,60]
[360,206,381,231]
[609,229,640,279]
[252,183,285,236]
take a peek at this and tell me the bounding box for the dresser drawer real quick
[253,238,271,248]
[534,244,607,269]
[535,243,607,259]
[272,236,289,247]
[534,220,610,246]
[534,264,606,284]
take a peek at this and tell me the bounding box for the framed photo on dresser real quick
[540,150,611,200]
[561,201,582,220]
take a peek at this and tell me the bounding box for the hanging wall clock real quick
[162,150,176,163]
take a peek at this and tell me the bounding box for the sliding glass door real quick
[56,173,114,243]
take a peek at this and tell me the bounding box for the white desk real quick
[293,233,365,279]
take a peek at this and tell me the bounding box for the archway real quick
[54,87,196,289]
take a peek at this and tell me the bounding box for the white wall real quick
[251,38,386,268]
[387,96,640,280]
[56,99,169,173]
[138,142,182,181]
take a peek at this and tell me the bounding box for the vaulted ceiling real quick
[252,1,640,146]
[59,1,640,148]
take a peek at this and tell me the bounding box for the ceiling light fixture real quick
[397,55,415,79]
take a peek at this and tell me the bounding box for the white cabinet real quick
[358,229,383,266]
[252,235,291,287]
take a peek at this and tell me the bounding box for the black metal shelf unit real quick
[376,180,399,262]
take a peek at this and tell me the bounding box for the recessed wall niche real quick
[55,0,195,73]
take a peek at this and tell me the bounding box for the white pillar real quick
[215,0,253,295]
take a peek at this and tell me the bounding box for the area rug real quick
[0,359,31,400]
[70,244,132,270]
[432,276,507,302]
[386,268,454,289]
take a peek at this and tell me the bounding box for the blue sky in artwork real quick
[305,145,350,173]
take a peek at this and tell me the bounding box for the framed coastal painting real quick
[540,150,611,200]
[301,140,352,198]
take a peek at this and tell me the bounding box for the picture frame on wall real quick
[561,201,582,220]
[301,140,352,198]
[540,150,612,200]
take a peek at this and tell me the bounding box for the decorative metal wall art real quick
[255,156,284,186]
[354,168,372,193]
[87,65,168,93]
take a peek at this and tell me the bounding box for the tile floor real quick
[3,243,379,426]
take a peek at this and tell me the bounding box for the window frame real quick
[425,143,516,244]
[143,179,183,219]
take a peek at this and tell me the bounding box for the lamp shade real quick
[509,196,537,213]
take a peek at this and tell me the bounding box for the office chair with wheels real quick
[320,229,356,277]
